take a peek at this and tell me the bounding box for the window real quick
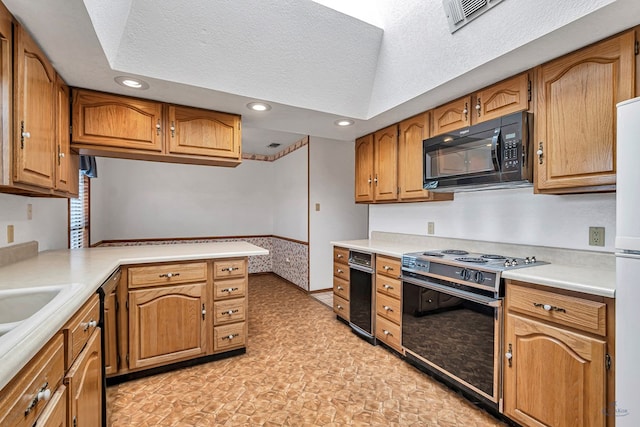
[69,170,90,248]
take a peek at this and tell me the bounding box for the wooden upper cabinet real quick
[473,73,530,124]
[13,24,55,189]
[167,105,241,159]
[432,96,471,136]
[54,74,78,196]
[0,5,11,188]
[72,89,163,152]
[398,112,453,202]
[373,124,398,201]
[535,30,636,193]
[354,134,374,203]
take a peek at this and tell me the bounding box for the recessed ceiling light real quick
[334,119,354,127]
[247,102,272,112]
[114,76,149,90]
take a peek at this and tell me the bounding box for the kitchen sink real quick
[0,284,77,337]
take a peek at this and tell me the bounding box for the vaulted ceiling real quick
[4,0,640,155]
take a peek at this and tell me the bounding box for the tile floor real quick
[311,291,333,308]
[107,274,506,426]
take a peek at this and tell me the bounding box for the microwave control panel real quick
[501,123,521,171]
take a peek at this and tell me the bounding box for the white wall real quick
[309,137,369,291]
[369,187,616,252]
[0,193,68,250]
[91,157,274,244]
[272,146,308,242]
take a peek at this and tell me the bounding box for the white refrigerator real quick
[616,96,640,425]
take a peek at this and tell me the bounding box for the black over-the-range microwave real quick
[423,111,533,192]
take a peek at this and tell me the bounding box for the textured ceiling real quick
[3,0,640,155]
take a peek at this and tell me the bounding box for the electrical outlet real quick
[427,222,435,235]
[27,203,32,220]
[589,226,605,247]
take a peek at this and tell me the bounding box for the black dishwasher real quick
[348,251,376,345]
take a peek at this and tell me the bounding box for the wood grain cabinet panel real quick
[333,294,350,321]
[62,293,100,370]
[167,105,241,159]
[128,262,207,289]
[54,75,78,197]
[354,134,375,203]
[473,73,530,124]
[103,290,118,376]
[71,89,163,152]
[373,125,398,201]
[128,283,207,370]
[34,384,66,427]
[535,30,635,193]
[0,4,11,189]
[64,329,102,427]
[13,24,56,189]
[432,96,471,136]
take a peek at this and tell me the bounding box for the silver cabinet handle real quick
[170,121,176,137]
[223,267,239,272]
[223,309,239,315]
[463,102,469,120]
[533,302,566,313]
[159,272,180,278]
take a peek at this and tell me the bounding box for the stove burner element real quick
[481,254,506,260]
[455,257,488,264]
[442,249,469,255]
[422,252,444,257]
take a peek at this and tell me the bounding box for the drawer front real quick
[376,315,402,352]
[213,278,247,300]
[376,292,401,325]
[213,259,247,280]
[376,274,401,300]
[376,255,401,279]
[333,247,349,265]
[65,294,100,368]
[334,263,350,282]
[507,283,606,336]
[214,298,246,325]
[333,277,350,301]
[0,334,65,427]
[128,262,207,289]
[333,294,350,321]
[214,323,246,352]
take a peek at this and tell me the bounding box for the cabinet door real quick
[104,290,118,376]
[504,314,606,427]
[535,31,635,192]
[14,24,55,189]
[34,385,67,427]
[432,96,471,136]
[167,105,241,159]
[65,329,102,427]
[373,125,398,201]
[354,134,374,203]
[0,5,11,187]
[473,73,530,124]
[54,75,78,196]
[129,283,207,370]
[71,89,163,152]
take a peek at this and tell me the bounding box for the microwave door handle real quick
[492,129,501,172]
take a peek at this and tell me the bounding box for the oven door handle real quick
[402,276,501,308]
[349,263,374,274]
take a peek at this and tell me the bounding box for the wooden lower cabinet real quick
[212,258,247,353]
[103,290,118,376]
[64,329,102,427]
[374,255,403,352]
[332,246,350,321]
[128,282,207,370]
[34,384,67,427]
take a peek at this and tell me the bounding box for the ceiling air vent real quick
[443,0,504,33]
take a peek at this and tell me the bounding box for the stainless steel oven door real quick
[402,276,503,407]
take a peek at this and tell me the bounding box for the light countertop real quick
[0,242,269,390]
[331,238,615,298]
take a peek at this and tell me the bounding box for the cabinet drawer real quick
[0,334,64,427]
[128,262,207,289]
[333,294,350,321]
[214,323,246,352]
[507,283,606,336]
[333,247,349,265]
[376,292,401,325]
[214,298,246,325]
[333,277,350,301]
[334,263,350,282]
[213,259,246,280]
[376,274,401,300]
[376,255,401,279]
[213,278,246,300]
[375,315,402,352]
[63,293,100,369]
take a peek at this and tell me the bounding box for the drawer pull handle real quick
[222,287,239,293]
[506,343,513,367]
[336,269,344,274]
[337,286,344,291]
[383,265,394,271]
[83,319,97,332]
[25,382,50,416]
[222,333,239,340]
[533,302,566,313]
[202,304,206,320]
[383,330,393,336]
[383,305,393,312]
[223,309,239,315]
[223,267,239,272]
[337,254,344,258]
[383,284,394,290]
[159,272,180,278]
[336,305,343,310]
